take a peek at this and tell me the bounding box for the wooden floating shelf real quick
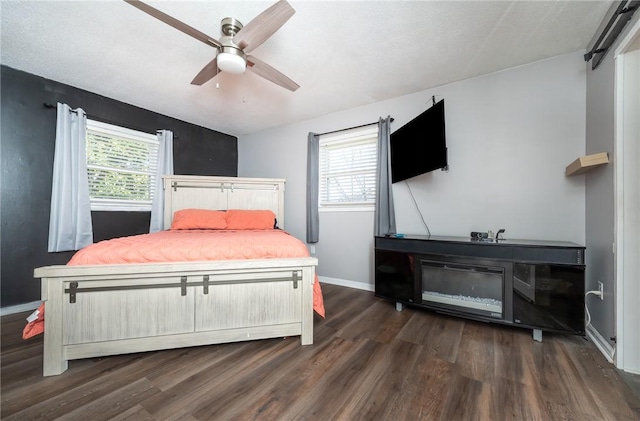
[565,152,609,176]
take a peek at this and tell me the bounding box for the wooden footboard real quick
[35,257,317,376]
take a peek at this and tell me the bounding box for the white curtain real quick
[149,130,174,232]
[47,103,93,252]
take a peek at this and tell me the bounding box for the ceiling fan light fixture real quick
[125,0,298,90]
[218,52,246,74]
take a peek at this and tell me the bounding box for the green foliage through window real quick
[86,120,158,211]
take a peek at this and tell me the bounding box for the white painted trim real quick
[623,366,640,376]
[319,206,375,213]
[615,18,640,56]
[1,301,41,317]
[614,16,640,372]
[319,276,374,292]
[587,324,616,363]
[614,43,625,371]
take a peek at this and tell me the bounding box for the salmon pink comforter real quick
[68,229,325,317]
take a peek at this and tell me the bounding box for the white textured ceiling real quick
[1,1,612,136]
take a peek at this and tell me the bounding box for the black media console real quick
[374,235,585,341]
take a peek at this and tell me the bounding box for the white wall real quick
[239,51,587,288]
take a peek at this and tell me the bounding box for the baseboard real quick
[319,276,374,292]
[586,324,615,363]
[1,300,41,317]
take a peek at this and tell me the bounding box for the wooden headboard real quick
[162,175,286,230]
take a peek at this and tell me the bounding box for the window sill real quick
[319,206,375,213]
[91,205,152,212]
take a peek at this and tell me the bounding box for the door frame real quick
[614,16,640,373]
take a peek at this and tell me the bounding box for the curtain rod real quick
[42,103,179,139]
[316,117,394,137]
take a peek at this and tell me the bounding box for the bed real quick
[34,175,319,376]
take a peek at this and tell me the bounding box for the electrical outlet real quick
[310,245,316,254]
[598,281,604,300]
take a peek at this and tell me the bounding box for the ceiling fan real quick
[124,0,299,91]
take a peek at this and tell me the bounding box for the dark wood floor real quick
[2,283,639,420]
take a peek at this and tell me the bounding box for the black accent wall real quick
[0,65,238,307]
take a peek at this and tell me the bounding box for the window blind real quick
[319,126,378,207]
[86,120,158,211]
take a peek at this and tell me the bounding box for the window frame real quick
[85,119,159,212]
[318,125,379,212]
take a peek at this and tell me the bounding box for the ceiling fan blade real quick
[233,0,295,53]
[191,56,220,86]
[124,0,221,48]
[246,55,299,92]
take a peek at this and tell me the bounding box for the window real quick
[319,125,378,210]
[86,120,159,211]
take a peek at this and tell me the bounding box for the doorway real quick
[615,17,640,374]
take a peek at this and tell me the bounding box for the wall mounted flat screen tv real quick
[390,99,447,183]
